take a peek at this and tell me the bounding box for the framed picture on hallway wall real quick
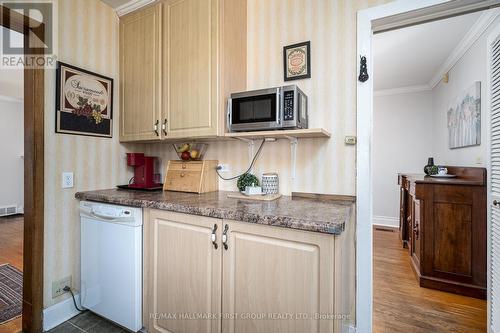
[56,62,113,138]
[283,41,311,81]
[447,81,481,149]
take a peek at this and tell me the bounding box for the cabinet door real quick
[162,0,219,138]
[222,220,335,333]
[145,210,222,333]
[120,4,162,142]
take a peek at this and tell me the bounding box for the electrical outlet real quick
[52,276,72,298]
[217,164,230,172]
[62,172,74,188]
[345,136,357,145]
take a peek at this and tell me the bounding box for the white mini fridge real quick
[80,201,143,332]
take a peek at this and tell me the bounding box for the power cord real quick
[63,286,86,313]
[216,139,266,181]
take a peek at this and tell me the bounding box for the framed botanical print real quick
[56,62,113,137]
[283,41,311,81]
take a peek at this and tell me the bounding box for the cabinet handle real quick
[162,119,168,136]
[222,224,229,250]
[211,224,218,249]
[413,225,419,240]
[154,120,159,136]
[494,200,499,207]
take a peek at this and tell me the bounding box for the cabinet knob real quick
[182,164,187,169]
[180,173,185,178]
[494,200,499,207]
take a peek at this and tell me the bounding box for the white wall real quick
[373,91,433,226]
[0,98,24,212]
[430,17,500,167]
[372,15,500,227]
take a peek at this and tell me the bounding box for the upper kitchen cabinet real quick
[119,0,247,142]
[163,0,247,139]
[120,4,162,142]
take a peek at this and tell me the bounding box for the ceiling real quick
[373,11,483,92]
[101,0,130,9]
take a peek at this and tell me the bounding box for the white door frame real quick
[356,1,498,332]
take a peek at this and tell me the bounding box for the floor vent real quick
[0,205,17,217]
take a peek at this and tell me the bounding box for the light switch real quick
[62,172,74,189]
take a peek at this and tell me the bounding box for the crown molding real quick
[429,8,500,88]
[374,84,431,97]
[116,0,156,17]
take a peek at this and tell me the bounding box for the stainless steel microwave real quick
[228,85,308,132]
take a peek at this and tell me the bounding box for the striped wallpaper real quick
[43,0,133,308]
[44,0,390,309]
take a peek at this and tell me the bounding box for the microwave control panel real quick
[283,90,295,121]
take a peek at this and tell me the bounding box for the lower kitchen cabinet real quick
[221,219,334,333]
[144,209,355,333]
[144,209,222,333]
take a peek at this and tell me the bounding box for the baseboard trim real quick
[373,215,399,228]
[43,293,82,331]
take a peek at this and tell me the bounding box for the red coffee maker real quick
[119,153,163,190]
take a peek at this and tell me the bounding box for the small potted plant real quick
[237,173,259,192]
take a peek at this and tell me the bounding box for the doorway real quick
[356,1,500,332]
[0,5,45,333]
[0,25,24,332]
[371,11,490,332]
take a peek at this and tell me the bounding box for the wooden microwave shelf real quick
[224,128,331,140]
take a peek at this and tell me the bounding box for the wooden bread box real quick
[163,160,218,193]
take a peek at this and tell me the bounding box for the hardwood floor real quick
[0,215,23,333]
[373,227,487,333]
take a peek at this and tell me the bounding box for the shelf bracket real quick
[285,136,298,180]
[235,137,255,171]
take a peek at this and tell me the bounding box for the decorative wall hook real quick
[358,56,369,82]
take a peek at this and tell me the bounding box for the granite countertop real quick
[75,189,354,235]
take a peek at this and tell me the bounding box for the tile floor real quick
[47,311,130,333]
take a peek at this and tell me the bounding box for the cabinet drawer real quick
[167,161,203,172]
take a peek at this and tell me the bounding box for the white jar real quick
[261,173,279,194]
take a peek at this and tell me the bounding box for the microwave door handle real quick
[227,98,232,131]
[277,91,282,125]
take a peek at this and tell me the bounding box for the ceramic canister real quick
[262,173,279,194]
